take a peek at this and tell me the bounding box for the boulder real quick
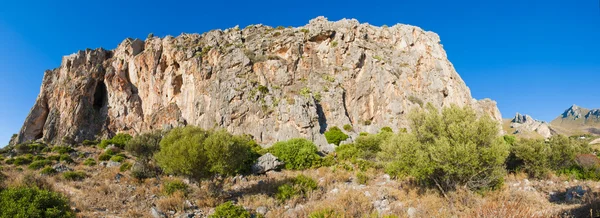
[52,164,72,173]
[251,153,283,174]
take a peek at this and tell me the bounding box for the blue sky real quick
[1,0,599,145]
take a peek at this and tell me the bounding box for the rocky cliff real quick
[16,17,501,149]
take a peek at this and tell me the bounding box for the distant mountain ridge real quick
[551,105,600,135]
[504,104,600,138]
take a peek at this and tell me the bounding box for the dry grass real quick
[2,148,600,218]
[156,191,186,212]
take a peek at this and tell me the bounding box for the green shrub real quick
[98,140,111,149]
[257,85,269,94]
[276,175,318,201]
[28,143,47,153]
[154,127,259,180]
[12,157,32,166]
[104,147,119,156]
[110,133,133,149]
[209,201,251,218]
[33,155,46,161]
[120,162,132,172]
[0,187,75,217]
[98,153,112,161]
[379,104,509,192]
[62,171,86,181]
[324,126,349,146]
[309,208,341,218]
[59,154,73,164]
[503,135,516,145]
[336,132,389,161]
[269,138,322,170]
[163,180,188,196]
[51,146,74,154]
[380,127,393,133]
[47,155,60,161]
[356,172,369,185]
[343,124,353,132]
[125,131,162,161]
[98,133,132,149]
[83,158,96,166]
[130,162,157,181]
[82,140,99,146]
[512,135,592,179]
[40,167,57,175]
[14,144,31,154]
[28,160,52,170]
[110,155,125,163]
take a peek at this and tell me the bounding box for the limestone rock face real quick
[16,17,502,148]
[510,113,553,138]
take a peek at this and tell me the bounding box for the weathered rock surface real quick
[509,113,553,138]
[16,17,502,148]
[251,153,283,174]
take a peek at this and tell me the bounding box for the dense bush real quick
[82,140,99,146]
[276,175,318,201]
[380,104,509,192]
[125,131,162,161]
[110,155,125,163]
[98,153,112,161]
[356,172,369,185]
[51,146,74,154]
[380,127,393,133]
[59,154,73,164]
[83,158,96,166]
[130,162,157,181]
[343,124,353,132]
[209,201,251,218]
[119,162,132,172]
[512,135,592,179]
[28,160,52,170]
[336,132,390,161]
[269,138,322,170]
[12,156,32,166]
[0,187,75,217]
[99,133,132,149]
[309,209,341,218]
[162,179,188,196]
[40,167,57,175]
[155,127,259,180]
[14,144,31,155]
[47,155,60,161]
[62,171,86,181]
[324,126,349,146]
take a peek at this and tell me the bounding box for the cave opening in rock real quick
[93,81,107,111]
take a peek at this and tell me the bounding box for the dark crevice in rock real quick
[341,89,353,124]
[315,101,328,134]
[356,53,366,70]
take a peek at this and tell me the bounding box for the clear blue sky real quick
[1,0,599,145]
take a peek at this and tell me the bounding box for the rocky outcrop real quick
[509,113,553,138]
[251,153,284,174]
[16,17,502,148]
[550,105,600,136]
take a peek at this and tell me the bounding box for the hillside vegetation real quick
[1,105,600,217]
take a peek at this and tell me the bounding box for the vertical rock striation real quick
[16,17,502,149]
